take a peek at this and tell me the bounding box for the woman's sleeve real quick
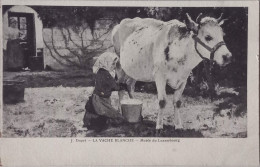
[104,72,120,91]
[109,76,120,91]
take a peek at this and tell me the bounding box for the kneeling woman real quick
[83,52,125,131]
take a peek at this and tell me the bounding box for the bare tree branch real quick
[60,28,84,66]
[44,21,114,70]
[79,27,90,56]
[87,45,113,57]
[95,25,113,41]
[43,37,75,67]
[94,35,110,51]
[80,28,87,48]
[83,26,112,55]
[50,28,81,68]
[65,28,82,48]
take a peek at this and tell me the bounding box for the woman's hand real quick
[119,83,128,91]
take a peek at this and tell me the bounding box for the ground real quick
[2,71,247,138]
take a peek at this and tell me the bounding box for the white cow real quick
[112,13,232,135]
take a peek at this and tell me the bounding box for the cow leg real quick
[172,81,187,129]
[126,79,136,99]
[154,73,167,135]
[118,90,124,114]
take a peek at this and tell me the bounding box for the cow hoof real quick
[175,124,184,130]
[118,107,122,114]
[155,129,162,137]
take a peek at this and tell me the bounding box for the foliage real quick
[31,6,104,33]
[21,6,247,88]
[115,7,248,91]
[30,6,116,69]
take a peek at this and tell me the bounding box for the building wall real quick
[43,19,115,70]
[3,6,116,71]
[2,5,44,51]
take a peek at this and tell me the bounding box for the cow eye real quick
[205,35,213,42]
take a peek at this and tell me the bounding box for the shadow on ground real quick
[84,120,203,137]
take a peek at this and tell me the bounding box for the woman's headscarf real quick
[93,52,119,78]
[9,18,18,27]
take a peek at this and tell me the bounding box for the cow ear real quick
[186,13,198,33]
[167,26,176,44]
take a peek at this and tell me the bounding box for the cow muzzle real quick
[214,45,232,67]
[221,52,232,66]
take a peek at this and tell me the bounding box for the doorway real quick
[8,12,36,68]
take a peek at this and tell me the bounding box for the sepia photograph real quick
[0,0,259,166]
[2,5,248,138]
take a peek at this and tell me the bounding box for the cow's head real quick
[186,13,232,66]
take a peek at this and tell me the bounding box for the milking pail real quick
[121,99,143,123]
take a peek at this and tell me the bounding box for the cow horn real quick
[186,13,194,23]
[217,13,224,22]
[218,18,228,26]
[196,13,203,23]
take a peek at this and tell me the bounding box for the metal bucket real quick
[3,80,25,104]
[121,99,143,123]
